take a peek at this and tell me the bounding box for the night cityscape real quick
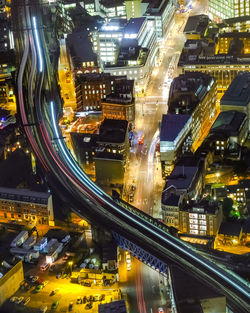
[0,0,250,312]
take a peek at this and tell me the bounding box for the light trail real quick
[32,16,43,72]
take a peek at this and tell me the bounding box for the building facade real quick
[168,72,218,152]
[179,203,223,236]
[0,187,54,226]
[209,0,250,22]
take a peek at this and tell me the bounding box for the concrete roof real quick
[220,72,250,107]
[160,114,191,142]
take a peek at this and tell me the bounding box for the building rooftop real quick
[218,221,242,237]
[168,72,214,114]
[100,19,127,32]
[98,300,127,313]
[164,165,199,191]
[76,73,125,84]
[123,17,146,38]
[0,187,50,204]
[98,119,128,143]
[160,114,191,142]
[184,14,209,37]
[210,110,246,137]
[220,72,250,107]
[223,15,250,25]
[162,193,180,206]
[67,30,97,68]
[170,265,223,313]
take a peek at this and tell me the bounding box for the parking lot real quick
[3,270,120,313]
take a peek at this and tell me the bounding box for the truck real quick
[23,235,36,250]
[34,237,48,251]
[10,231,29,248]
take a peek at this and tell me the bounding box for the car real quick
[85,303,93,310]
[62,273,67,279]
[49,264,56,272]
[82,296,87,304]
[69,302,73,311]
[40,305,48,313]
[56,273,61,279]
[158,308,165,313]
[83,281,91,287]
[88,295,94,302]
[42,280,48,287]
[93,295,99,302]
[138,135,144,144]
[32,276,39,283]
[23,297,30,305]
[16,297,24,304]
[76,297,82,304]
[35,285,43,293]
[99,294,105,301]
[51,300,59,309]
[10,296,17,303]
[50,288,59,296]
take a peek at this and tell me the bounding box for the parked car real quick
[99,294,105,301]
[10,296,17,303]
[82,296,87,304]
[40,305,48,313]
[88,295,94,302]
[93,295,99,302]
[76,297,82,304]
[23,297,30,305]
[69,302,73,311]
[85,303,93,310]
[52,288,59,296]
[16,297,24,304]
[51,300,59,309]
[49,264,56,272]
[35,285,43,293]
[32,276,39,283]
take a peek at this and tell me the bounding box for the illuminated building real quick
[91,19,127,65]
[220,71,250,131]
[216,31,250,54]
[216,221,242,245]
[102,78,135,122]
[0,261,24,306]
[66,30,99,75]
[84,0,126,19]
[160,114,192,176]
[168,72,218,152]
[94,119,129,191]
[0,187,54,226]
[179,202,223,236]
[183,15,210,40]
[71,119,129,187]
[219,15,250,32]
[209,111,248,155]
[227,179,250,204]
[209,0,250,22]
[161,193,184,228]
[125,0,175,41]
[178,54,250,100]
[104,17,157,93]
[125,0,145,19]
[75,73,133,112]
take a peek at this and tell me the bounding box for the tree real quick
[222,197,234,219]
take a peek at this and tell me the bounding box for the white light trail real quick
[32,16,43,72]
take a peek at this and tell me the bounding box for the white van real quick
[40,262,49,271]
